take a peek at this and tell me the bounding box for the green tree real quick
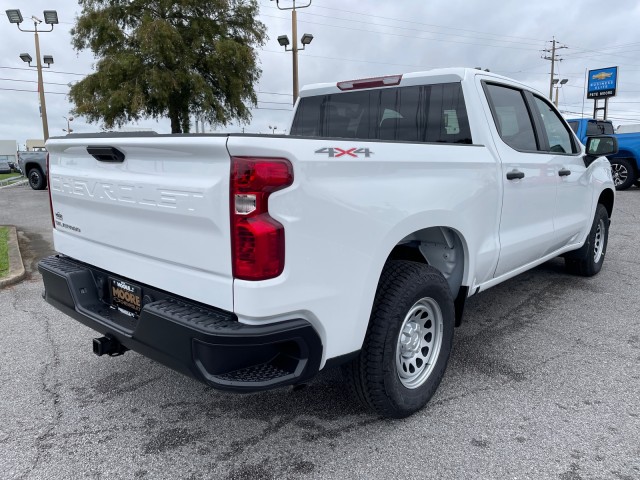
[69,0,267,133]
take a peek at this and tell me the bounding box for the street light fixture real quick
[553,78,569,107]
[5,8,59,141]
[63,116,74,134]
[5,9,23,23]
[277,35,290,47]
[268,125,278,134]
[43,10,59,25]
[272,0,314,105]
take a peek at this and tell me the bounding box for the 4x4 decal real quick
[315,147,373,158]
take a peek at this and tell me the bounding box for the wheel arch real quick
[24,162,44,175]
[610,153,638,174]
[386,226,470,326]
[598,188,614,219]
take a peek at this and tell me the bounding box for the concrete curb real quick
[0,178,28,189]
[0,226,26,289]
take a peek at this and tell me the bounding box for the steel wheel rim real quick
[593,218,605,263]
[611,164,628,186]
[395,297,444,389]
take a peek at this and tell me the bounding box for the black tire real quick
[610,158,635,191]
[342,260,455,418]
[565,204,609,276]
[28,168,46,190]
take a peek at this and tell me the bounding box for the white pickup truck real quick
[39,68,617,418]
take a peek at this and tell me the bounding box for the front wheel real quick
[565,204,609,276]
[610,158,635,191]
[28,168,46,190]
[342,260,454,418]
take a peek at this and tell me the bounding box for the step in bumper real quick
[38,255,323,392]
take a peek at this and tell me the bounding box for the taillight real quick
[46,153,55,229]
[230,157,293,280]
[337,74,403,91]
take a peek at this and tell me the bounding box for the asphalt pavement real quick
[1,183,639,479]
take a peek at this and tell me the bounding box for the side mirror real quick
[585,135,618,157]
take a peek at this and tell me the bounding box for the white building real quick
[0,140,18,164]
[26,139,46,151]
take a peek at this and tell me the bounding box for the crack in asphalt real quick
[18,307,62,480]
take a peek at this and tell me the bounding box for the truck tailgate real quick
[46,136,234,311]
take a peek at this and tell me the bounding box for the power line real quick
[290,9,545,48]
[0,76,71,87]
[261,48,432,70]
[257,100,293,105]
[263,2,545,44]
[0,87,67,95]
[261,13,543,52]
[0,65,87,76]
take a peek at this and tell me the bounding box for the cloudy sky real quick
[1,0,640,146]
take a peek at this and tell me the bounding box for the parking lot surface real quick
[1,183,639,479]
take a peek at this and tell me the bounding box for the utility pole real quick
[542,37,567,101]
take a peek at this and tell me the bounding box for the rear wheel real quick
[610,158,635,191]
[28,168,46,190]
[565,204,609,276]
[342,260,454,418]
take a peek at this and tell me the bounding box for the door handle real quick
[87,146,125,163]
[506,169,525,180]
[558,168,571,177]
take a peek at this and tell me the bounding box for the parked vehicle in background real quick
[17,151,48,190]
[40,69,616,418]
[0,160,11,174]
[568,118,640,190]
[617,123,640,134]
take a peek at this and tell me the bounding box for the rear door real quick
[46,135,235,311]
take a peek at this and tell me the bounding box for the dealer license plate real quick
[109,278,142,317]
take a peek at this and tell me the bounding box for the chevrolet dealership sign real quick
[587,67,618,99]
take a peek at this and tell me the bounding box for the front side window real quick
[290,83,472,144]
[568,121,579,134]
[484,84,538,151]
[532,96,577,154]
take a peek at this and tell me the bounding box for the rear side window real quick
[586,121,614,136]
[484,83,538,151]
[290,83,472,144]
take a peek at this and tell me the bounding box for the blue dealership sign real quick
[587,67,618,98]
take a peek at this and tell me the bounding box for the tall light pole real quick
[6,9,59,141]
[553,78,568,108]
[273,0,313,105]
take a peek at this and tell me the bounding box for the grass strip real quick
[0,172,20,181]
[0,227,9,278]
